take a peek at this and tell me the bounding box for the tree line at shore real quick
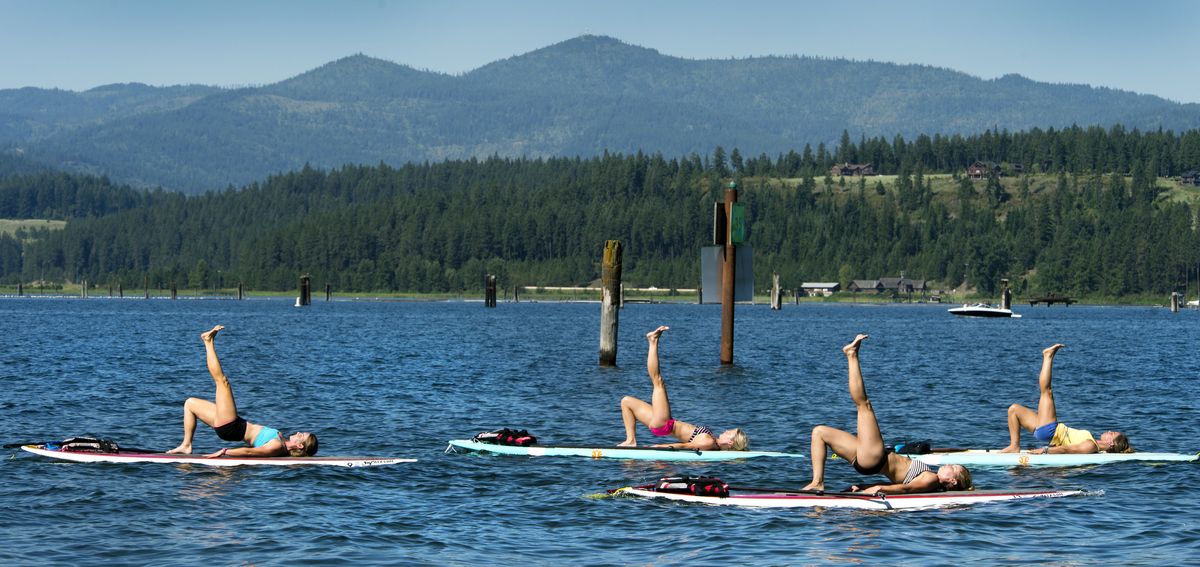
[1,125,1198,297]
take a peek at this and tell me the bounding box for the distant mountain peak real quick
[267,52,450,100]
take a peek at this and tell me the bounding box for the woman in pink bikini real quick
[617,326,749,451]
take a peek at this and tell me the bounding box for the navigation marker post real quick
[721,183,738,365]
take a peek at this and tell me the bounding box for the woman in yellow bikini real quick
[616,326,749,451]
[999,343,1131,454]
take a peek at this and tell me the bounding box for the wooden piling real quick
[771,273,782,310]
[299,275,311,306]
[1000,278,1012,310]
[118,283,123,298]
[1171,292,1181,313]
[237,282,244,300]
[720,184,737,365]
[484,275,497,307]
[599,240,623,367]
[170,282,177,300]
[144,275,150,299]
[325,283,332,302]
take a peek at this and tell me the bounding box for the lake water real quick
[1,298,1197,565]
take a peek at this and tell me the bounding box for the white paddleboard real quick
[21,445,415,467]
[913,449,1198,467]
[447,439,804,461]
[614,486,1089,510]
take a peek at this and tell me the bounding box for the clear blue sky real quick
[3,0,1199,103]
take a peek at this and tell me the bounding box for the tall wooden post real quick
[144,275,150,299]
[237,282,244,300]
[170,282,177,300]
[299,275,311,306]
[118,283,123,298]
[720,183,737,365]
[17,281,22,296]
[599,240,623,366]
[1171,292,1181,313]
[81,279,87,299]
[484,275,497,307]
[771,273,782,310]
[1000,278,1012,310]
[325,283,332,302]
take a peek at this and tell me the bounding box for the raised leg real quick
[202,325,239,426]
[845,334,886,470]
[645,326,672,428]
[1035,344,1064,426]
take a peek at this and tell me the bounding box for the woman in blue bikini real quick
[166,325,318,458]
[617,326,749,451]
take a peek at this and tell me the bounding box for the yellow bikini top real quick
[1050,423,1095,447]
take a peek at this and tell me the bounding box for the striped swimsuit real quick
[902,459,935,484]
[689,425,714,443]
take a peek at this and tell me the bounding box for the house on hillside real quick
[1182,170,1200,186]
[830,163,876,177]
[967,161,1002,180]
[801,282,840,297]
[849,280,883,294]
[879,277,927,297]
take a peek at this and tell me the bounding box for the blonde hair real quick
[289,432,318,457]
[1107,432,1132,453]
[954,466,973,491]
[941,464,973,491]
[728,428,749,451]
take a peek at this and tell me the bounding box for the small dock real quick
[1029,294,1076,306]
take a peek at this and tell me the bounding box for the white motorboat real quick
[948,303,1021,318]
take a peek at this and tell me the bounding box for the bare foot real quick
[843,334,869,356]
[801,481,824,491]
[646,325,669,341]
[997,444,1021,454]
[616,440,637,447]
[1043,343,1065,357]
[166,444,192,455]
[201,325,224,342]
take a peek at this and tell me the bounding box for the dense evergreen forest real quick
[1,125,1199,298]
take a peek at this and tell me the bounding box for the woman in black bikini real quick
[166,325,317,458]
[802,334,972,494]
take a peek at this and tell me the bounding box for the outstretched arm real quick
[1039,440,1099,455]
[205,444,286,458]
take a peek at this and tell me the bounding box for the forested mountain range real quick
[2,127,1198,298]
[3,35,1199,194]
